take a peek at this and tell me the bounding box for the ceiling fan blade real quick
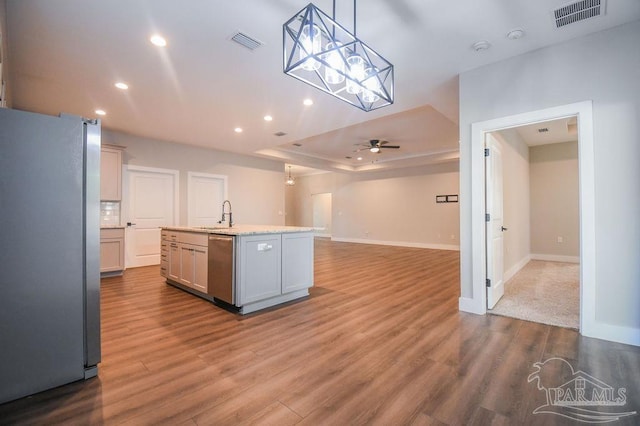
[380,145,400,149]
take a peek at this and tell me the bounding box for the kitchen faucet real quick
[219,199,233,227]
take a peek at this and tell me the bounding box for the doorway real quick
[485,118,580,328]
[468,101,596,336]
[123,165,179,268]
[311,193,332,237]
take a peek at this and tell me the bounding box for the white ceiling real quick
[5,0,640,173]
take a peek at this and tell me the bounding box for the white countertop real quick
[161,225,314,236]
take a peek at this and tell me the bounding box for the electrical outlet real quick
[557,236,563,243]
[450,234,455,240]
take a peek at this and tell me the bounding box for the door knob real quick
[501,226,508,232]
[127,222,137,227]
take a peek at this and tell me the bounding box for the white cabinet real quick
[179,243,208,293]
[100,144,123,201]
[161,230,209,293]
[282,232,314,294]
[168,242,180,281]
[100,228,125,276]
[236,232,313,312]
[237,235,282,305]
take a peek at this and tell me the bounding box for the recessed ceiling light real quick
[234,127,243,133]
[472,40,491,51]
[114,82,129,90]
[150,34,167,47]
[506,29,525,40]
[264,115,273,121]
[95,109,106,116]
[303,98,313,106]
[357,157,363,161]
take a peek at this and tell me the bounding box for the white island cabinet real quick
[161,225,314,314]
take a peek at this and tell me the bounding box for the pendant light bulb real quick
[324,41,345,84]
[362,67,381,103]
[299,24,322,71]
[286,165,295,186]
[346,54,365,94]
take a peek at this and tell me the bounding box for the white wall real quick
[530,141,579,260]
[459,21,640,344]
[288,162,460,249]
[491,130,530,281]
[102,130,285,226]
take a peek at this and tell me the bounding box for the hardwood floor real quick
[1,239,639,425]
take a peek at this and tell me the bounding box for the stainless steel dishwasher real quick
[208,235,235,305]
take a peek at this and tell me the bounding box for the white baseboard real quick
[504,254,531,283]
[582,320,640,347]
[330,237,460,251]
[531,253,580,263]
[459,296,485,315]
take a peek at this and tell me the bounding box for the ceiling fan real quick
[355,139,400,153]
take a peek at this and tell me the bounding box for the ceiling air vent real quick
[230,32,263,51]
[273,131,287,137]
[553,0,605,28]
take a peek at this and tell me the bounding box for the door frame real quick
[122,165,180,267]
[467,101,595,335]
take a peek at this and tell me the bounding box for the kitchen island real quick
[160,225,314,314]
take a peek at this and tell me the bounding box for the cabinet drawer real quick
[180,232,208,246]
[100,228,124,240]
[162,230,181,242]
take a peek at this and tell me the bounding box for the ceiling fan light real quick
[299,24,322,71]
[370,146,380,153]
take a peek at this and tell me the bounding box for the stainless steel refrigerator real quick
[0,108,101,404]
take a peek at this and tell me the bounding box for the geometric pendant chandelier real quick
[283,1,394,112]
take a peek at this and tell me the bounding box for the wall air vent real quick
[230,32,263,51]
[553,0,605,28]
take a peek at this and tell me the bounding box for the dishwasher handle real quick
[209,235,234,241]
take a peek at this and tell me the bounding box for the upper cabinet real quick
[101,144,124,201]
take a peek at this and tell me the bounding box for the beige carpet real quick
[489,260,579,329]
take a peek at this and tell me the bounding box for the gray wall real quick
[459,21,640,334]
[287,162,460,249]
[530,141,579,259]
[102,130,286,226]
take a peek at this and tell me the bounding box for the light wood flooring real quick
[1,239,639,425]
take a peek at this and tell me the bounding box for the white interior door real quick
[187,172,227,227]
[124,166,179,268]
[486,134,505,309]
